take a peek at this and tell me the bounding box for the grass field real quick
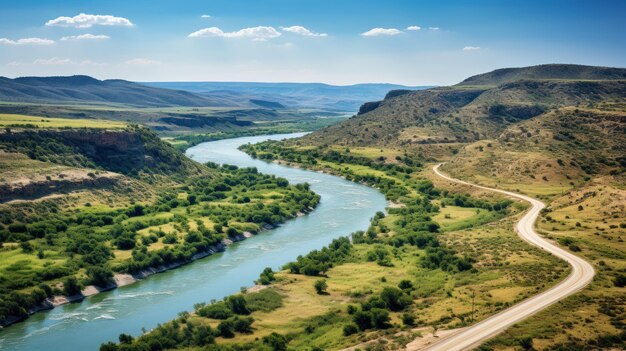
[0,113,126,129]
[433,205,504,232]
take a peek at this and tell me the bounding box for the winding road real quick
[424,164,595,351]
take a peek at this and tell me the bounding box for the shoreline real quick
[1,209,313,329]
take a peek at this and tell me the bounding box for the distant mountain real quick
[143,81,431,111]
[0,75,233,107]
[457,64,626,86]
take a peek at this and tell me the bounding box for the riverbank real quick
[2,211,315,328]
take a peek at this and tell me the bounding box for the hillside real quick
[0,124,208,203]
[302,65,625,151]
[457,64,626,86]
[144,81,431,111]
[0,76,228,107]
[0,122,320,328]
[445,106,625,196]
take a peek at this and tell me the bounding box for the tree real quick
[398,280,413,290]
[20,241,34,253]
[226,227,239,237]
[519,337,534,350]
[402,313,415,326]
[343,324,358,336]
[63,276,81,296]
[314,279,328,295]
[192,325,214,346]
[380,286,412,311]
[232,316,254,333]
[262,332,288,351]
[353,311,372,331]
[370,308,391,329]
[87,266,114,287]
[187,194,197,205]
[118,333,134,344]
[217,319,235,338]
[227,295,250,315]
[99,342,118,351]
[257,267,276,285]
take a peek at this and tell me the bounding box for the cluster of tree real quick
[344,285,414,335]
[241,143,420,201]
[285,237,352,276]
[354,200,474,273]
[256,267,276,285]
[243,142,421,172]
[441,193,512,211]
[100,289,285,350]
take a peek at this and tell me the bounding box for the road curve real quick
[424,164,595,351]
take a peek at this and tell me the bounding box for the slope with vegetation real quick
[0,121,319,327]
[0,75,225,107]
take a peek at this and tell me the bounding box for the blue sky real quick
[0,0,624,85]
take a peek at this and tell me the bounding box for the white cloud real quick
[361,28,403,37]
[428,27,440,31]
[33,57,73,65]
[188,26,282,41]
[406,26,421,31]
[201,14,211,18]
[280,26,327,37]
[462,46,481,51]
[61,34,110,41]
[7,61,22,66]
[124,58,161,66]
[0,37,55,45]
[45,13,133,28]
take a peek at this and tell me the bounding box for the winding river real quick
[0,133,387,351]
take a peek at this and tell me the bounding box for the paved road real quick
[424,164,595,351]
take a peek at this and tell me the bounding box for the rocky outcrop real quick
[357,101,382,115]
[0,172,121,202]
[0,127,206,177]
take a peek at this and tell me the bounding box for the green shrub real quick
[314,279,328,294]
[343,324,358,336]
[244,289,283,312]
[197,302,233,319]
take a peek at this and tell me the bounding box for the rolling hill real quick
[457,64,626,86]
[143,81,431,111]
[302,64,625,149]
[0,75,228,107]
